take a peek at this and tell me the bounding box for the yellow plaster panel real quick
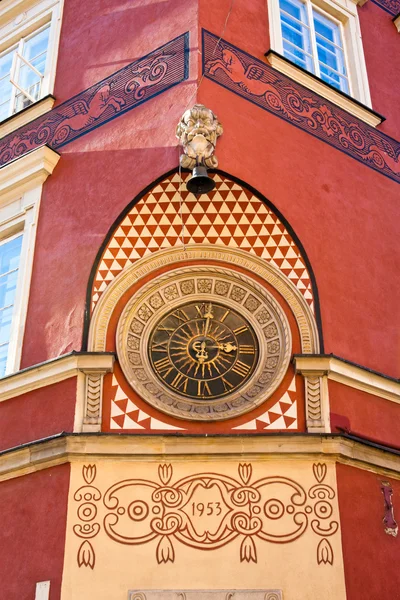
[61,458,346,600]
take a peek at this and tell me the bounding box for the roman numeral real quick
[195,305,205,318]
[221,377,234,391]
[157,325,175,336]
[171,309,189,323]
[239,345,255,355]
[233,325,248,336]
[151,340,168,353]
[232,360,251,378]
[154,357,173,378]
[220,310,230,323]
[171,372,188,392]
[197,381,212,396]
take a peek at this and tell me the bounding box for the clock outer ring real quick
[116,267,292,421]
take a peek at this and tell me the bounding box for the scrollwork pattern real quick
[203,30,400,185]
[0,34,188,167]
[73,462,338,568]
[73,464,102,568]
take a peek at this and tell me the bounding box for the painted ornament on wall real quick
[202,30,400,185]
[73,462,338,569]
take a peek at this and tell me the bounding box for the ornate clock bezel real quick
[116,266,292,421]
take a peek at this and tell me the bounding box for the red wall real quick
[358,2,400,140]
[0,378,77,451]
[20,0,400,383]
[0,464,70,600]
[329,380,400,449]
[337,463,400,600]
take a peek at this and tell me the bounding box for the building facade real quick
[0,0,399,598]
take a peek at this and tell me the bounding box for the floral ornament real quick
[317,539,334,565]
[73,462,339,568]
[74,465,102,568]
[78,540,96,569]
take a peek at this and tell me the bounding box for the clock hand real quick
[203,303,214,337]
[219,342,237,353]
[193,340,208,363]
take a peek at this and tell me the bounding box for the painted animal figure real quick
[53,84,125,144]
[206,48,280,96]
[206,48,302,122]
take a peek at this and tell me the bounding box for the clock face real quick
[116,267,291,421]
[148,301,259,400]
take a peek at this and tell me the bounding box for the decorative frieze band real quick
[0,33,189,168]
[202,30,400,185]
[372,0,400,15]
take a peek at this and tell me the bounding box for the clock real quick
[116,267,291,421]
[148,301,259,400]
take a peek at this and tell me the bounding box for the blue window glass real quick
[0,24,50,120]
[0,234,23,377]
[278,0,350,94]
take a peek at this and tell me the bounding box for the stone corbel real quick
[294,360,331,433]
[78,355,115,433]
[393,14,400,33]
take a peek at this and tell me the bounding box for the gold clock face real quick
[148,301,259,400]
[117,266,291,421]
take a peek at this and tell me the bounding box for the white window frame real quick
[0,146,60,376]
[0,0,64,127]
[268,0,372,108]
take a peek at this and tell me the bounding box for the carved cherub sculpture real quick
[176,104,223,169]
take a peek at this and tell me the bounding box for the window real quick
[0,0,63,127]
[0,146,60,376]
[0,233,23,376]
[279,0,349,94]
[0,24,51,120]
[267,0,375,117]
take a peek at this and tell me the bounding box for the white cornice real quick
[294,355,400,404]
[265,51,383,128]
[0,96,55,139]
[0,352,115,403]
[1,434,400,482]
[0,145,60,204]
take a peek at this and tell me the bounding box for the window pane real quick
[23,26,50,64]
[312,10,348,92]
[0,50,14,118]
[313,11,342,47]
[0,269,19,310]
[279,0,314,72]
[0,344,9,378]
[0,50,13,79]
[0,306,14,346]
[320,63,349,93]
[0,236,23,276]
[0,236,23,375]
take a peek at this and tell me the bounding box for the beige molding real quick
[1,434,400,482]
[294,355,400,404]
[394,14,400,33]
[0,352,114,404]
[303,373,331,434]
[265,51,383,128]
[0,145,60,204]
[0,96,55,139]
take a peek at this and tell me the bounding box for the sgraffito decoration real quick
[371,0,400,15]
[107,371,298,432]
[91,173,314,312]
[381,481,398,537]
[202,30,400,185]
[73,462,338,568]
[0,33,189,168]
